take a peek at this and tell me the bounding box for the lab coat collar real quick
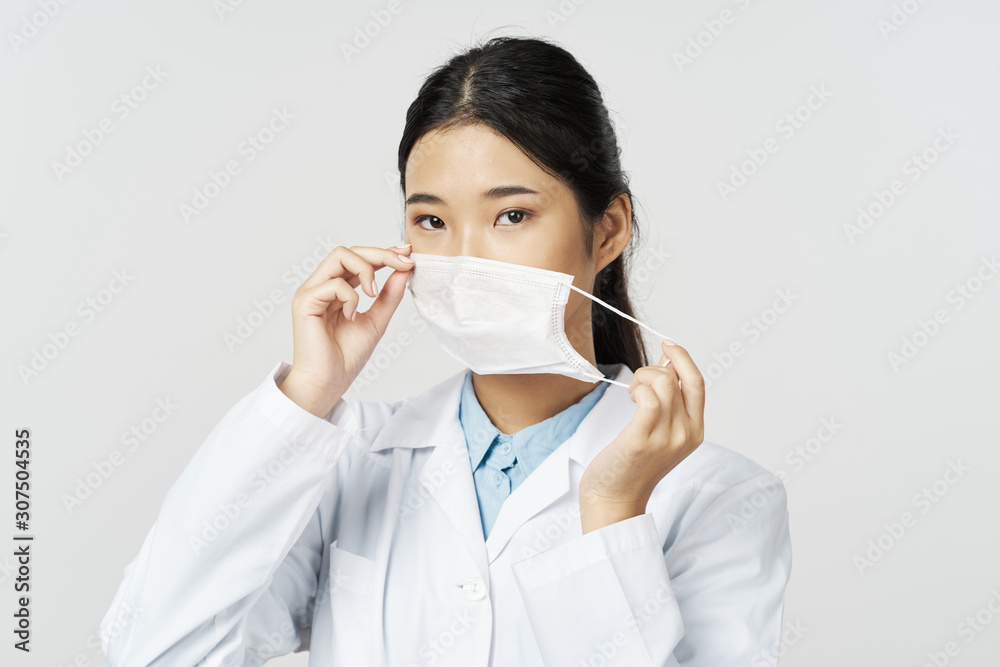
[366,364,638,565]
[367,363,637,470]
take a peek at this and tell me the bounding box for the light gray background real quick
[2,0,999,665]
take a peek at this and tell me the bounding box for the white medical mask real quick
[405,252,672,389]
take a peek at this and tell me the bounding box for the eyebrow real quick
[404,185,541,207]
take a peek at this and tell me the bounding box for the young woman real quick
[101,36,791,667]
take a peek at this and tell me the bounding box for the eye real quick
[498,210,530,226]
[414,215,445,230]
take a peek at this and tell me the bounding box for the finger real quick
[659,340,706,420]
[301,245,414,293]
[627,383,661,439]
[294,277,358,321]
[358,263,412,335]
[628,360,679,399]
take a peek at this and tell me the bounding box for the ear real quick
[593,193,632,273]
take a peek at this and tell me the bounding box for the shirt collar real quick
[459,366,620,471]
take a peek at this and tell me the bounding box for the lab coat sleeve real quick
[99,361,361,667]
[510,471,792,666]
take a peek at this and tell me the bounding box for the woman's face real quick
[402,123,629,345]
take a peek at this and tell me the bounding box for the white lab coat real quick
[100,360,791,667]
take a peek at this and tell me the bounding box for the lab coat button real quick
[461,578,486,601]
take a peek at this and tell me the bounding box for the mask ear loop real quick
[568,284,676,389]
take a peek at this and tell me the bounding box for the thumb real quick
[363,268,411,336]
[626,384,660,439]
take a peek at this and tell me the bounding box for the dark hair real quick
[397,35,650,372]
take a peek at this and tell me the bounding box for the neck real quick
[470,367,605,435]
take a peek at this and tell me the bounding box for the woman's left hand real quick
[579,339,706,533]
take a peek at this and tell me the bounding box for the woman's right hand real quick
[278,243,415,417]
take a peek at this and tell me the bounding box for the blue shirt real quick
[459,366,619,540]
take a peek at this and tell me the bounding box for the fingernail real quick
[661,358,671,367]
[351,307,358,321]
[370,279,378,297]
[394,243,411,251]
[662,338,676,347]
[398,254,414,263]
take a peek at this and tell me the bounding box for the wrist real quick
[279,371,342,419]
[579,495,648,534]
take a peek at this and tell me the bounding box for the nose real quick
[454,230,486,259]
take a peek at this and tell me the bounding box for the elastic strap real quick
[568,284,674,387]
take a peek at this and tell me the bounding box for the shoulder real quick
[648,439,788,549]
